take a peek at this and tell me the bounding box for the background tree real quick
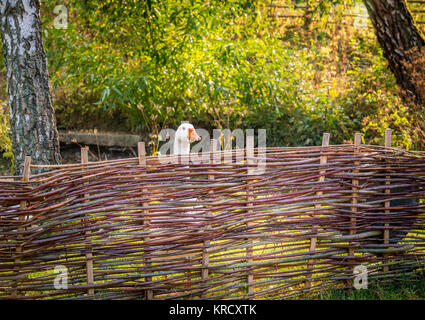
[0,0,61,175]
[363,0,425,106]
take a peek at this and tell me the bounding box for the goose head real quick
[173,122,201,155]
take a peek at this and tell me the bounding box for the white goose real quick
[173,122,201,155]
[173,122,201,219]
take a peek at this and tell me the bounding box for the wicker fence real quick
[1,130,425,300]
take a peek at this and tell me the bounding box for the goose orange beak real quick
[188,128,201,143]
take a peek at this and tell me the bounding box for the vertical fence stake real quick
[138,142,153,300]
[347,133,362,286]
[12,156,31,297]
[383,129,392,274]
[246,135,255,297]
[81,147,94,297]
[305,133,329,290]
[201,139,216,298]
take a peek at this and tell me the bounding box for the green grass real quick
[313,272,425,300]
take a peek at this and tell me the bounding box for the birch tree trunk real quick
[363,0,425,106]
[0,0,61,175]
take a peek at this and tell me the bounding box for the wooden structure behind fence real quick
[267,0,425,27]
[1,133,425,299]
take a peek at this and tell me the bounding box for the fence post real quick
[305,133,329,290]
[246,135,254,297]
[11,156,31,297]
[81,147,94,297]
[138,142,153,300]
[383,129,392,273]
[347,132,362,286]
[201,139,216,298]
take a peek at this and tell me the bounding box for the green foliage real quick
[340,32,413,148]
[40,0,415,151]
[0,102,13,171]
[0,0,418,164]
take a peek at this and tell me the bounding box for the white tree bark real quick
[0,0,61,175]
